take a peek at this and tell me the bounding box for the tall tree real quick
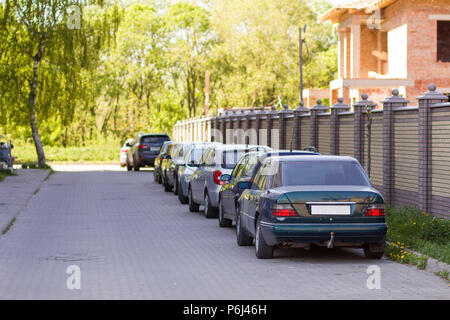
[1,0,119,166]
[164,2,213,118]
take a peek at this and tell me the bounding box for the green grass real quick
[13,139,122,164]
[386,206,450,265]
[0,169,16,182]
[2,217,16,235]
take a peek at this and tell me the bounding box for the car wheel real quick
[204,192,218,219]
[127,161,132,172]
[236,209,252,246]
[164,178,172,192]
[157,170,162,184]
[178,180,189,204]
[188,187,199,212]
[218,198,232,227]
[174,175,179,195]
[255,216,274,259]
[363,242,385,259]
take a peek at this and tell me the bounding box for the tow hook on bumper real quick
[327,232,335,249]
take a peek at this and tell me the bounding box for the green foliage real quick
[386,206,450,265]
[1,0,338,154]
[0,169,16,182]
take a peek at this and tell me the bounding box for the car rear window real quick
[280,161,371,187]
[141,135,169,144]
[222,149,247,169]
[186,147,208,165]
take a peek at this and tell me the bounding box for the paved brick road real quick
[0,168,448,299]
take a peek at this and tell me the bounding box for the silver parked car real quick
[188,144,271,218]
[177,142,221,204]
[120,138,133,167]
[161,141,194,193]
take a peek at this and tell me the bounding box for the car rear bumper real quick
[260,221,387,246]
[207,187,221,207]
[139,155,157,166]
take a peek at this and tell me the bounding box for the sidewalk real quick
[0,169,50,234]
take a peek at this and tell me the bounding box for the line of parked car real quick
[125,135,388,260]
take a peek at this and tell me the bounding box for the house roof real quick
[319,0,398,23]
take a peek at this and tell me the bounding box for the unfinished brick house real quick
[319,0,450,106]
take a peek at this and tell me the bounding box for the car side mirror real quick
[238,181,251,189]
[220,174,232,182]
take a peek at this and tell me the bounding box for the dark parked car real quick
[177,142,220,204]
[188,144,271,218]
[236,155,387,259]
[161,142,193,192]
[154,141,176,184]
[127,133,170,171]
[218,150,318,227]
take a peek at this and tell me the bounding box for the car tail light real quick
[138,144,147,149]
[213,170,225,185]
[365,205,385,217]
[272,204,298,217]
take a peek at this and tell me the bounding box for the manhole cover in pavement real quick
[45,253,100,262]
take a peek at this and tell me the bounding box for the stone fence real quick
[173,84,450,218]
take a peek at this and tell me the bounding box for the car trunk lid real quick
[274,185,383,218]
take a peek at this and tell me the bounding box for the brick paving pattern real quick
[0,168,448,299]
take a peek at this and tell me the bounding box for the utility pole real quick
[204,72,210,116]
[299,24,307,105]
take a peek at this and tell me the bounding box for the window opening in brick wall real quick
[437,21,450,62]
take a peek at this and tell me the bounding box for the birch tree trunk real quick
[28,52,46,167]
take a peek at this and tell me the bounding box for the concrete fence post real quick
[211,114,218,142]
[294,102,309,150]
[353,94,376,166]
[246,107,256,145]
[256,106,266,146]
[221,110,228,144]
[230,110,238,144]
[382,89,409,205]
[279,104,294,150]
[417,84,448,214]
[330,97,350,155]
[310,99,328,151]
[238,109,247,144]
[267,105,279,148]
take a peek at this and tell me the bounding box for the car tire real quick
[188,187,200,212]
[133,160,140,171]
[127,161,132,172]
[218,198,232,227]
[153,170,158,182]
[157,170,162,184]
[363,242,385,259]
[255,216,274,259]
[164,175,172,192]
[178,180,189,204]
[236,209,252,246]
[204,192,218,219]
[174,175,179,195]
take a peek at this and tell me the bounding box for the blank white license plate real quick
[311,205,351,215]
[150,147,160,152]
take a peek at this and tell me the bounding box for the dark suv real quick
[127,133,170,171]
